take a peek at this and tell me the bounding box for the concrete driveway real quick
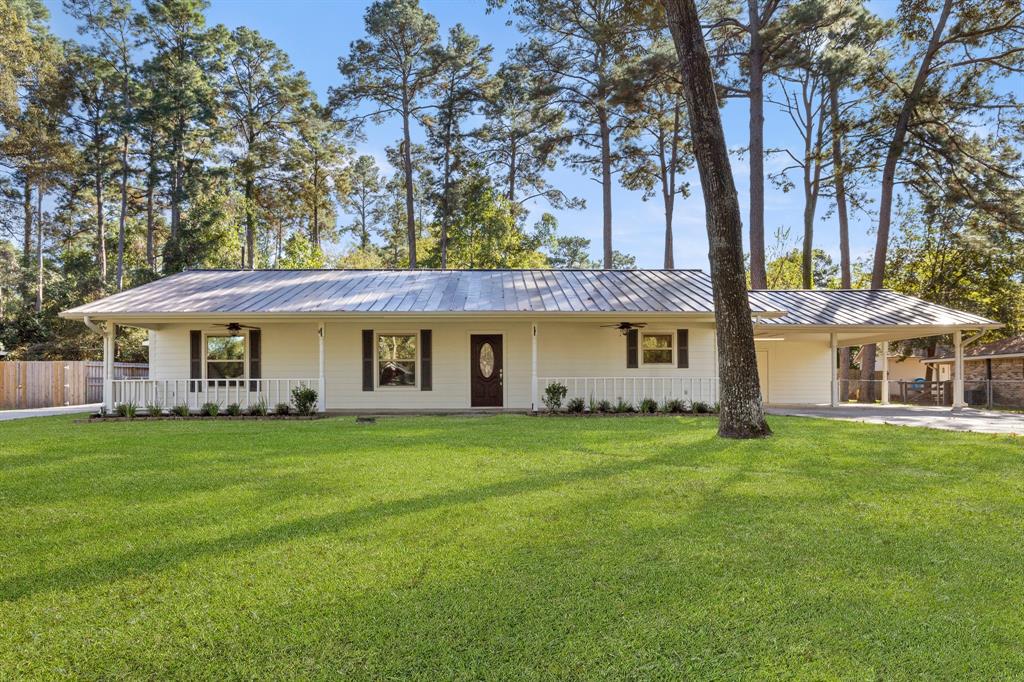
[0,404,100,421]
[768,404,1024,436]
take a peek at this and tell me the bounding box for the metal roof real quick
[61,269,1000,329]
[749,289,998,327]
[922,335,1024,362]
[64,268,773,316]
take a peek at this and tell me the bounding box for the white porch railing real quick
[111,378,318,412]
[537,376,719,407]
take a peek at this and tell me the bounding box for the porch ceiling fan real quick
[215,322,259,334]
[600,321,648,335]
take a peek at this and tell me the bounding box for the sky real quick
[41,0,890,271]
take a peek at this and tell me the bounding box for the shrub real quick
[225,403,242,416]
[116,402,137,419]
[566,397,586,414]
[171,403,191,417]
[200,402,220,417]
[711,402,721,414]
[291,385,319,416]
[542,382,568,412]
[663,398,686,414]
[639,398,659,414]
[692,400,711,414]
[145,403,163,417]
[614,398,634,414]
[248,399,268,417]
[274,402,291,416]
[595,399,613,414]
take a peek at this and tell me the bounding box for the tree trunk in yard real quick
[116,133,129,291]
[663,0,771,439]
[746,0,766,289]
[35,182,44,313]
[22,179,32,268]
[830,80,852,401]
[245,177,255,270]
[402,95,417,269]
[96,168,106,285]
[599,109,613,268]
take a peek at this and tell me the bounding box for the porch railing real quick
[110,378,318,413]
[537,376,719,408]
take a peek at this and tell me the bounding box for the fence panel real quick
[0,361,148,409]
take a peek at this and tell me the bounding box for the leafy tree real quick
[548,233,635,269]
[332,0,441,269]
[277,232,326,269]
[285,101,349,249]
[162,181,242,272]
[342,154,385,250]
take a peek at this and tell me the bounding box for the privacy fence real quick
[0,361,148,410]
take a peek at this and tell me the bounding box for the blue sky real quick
[43,0,885,270]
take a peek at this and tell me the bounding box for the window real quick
[378,333,416,387]
[641,333,673,365]
[207,335,245,381]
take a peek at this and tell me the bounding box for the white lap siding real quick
[756,338,831,405]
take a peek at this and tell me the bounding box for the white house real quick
[61,269,1000,413]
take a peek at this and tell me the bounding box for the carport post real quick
[880,341,890,405]
[531,321,538,413]
[103,324,115,413]
[830,333,838,407]
[318,322,326,413]
[953,329,966,408]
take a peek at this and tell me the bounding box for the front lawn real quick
[1,415,1022,679]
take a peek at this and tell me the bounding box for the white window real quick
[378,333,417,387]
[641,332,673,365]
[207,335,245,381]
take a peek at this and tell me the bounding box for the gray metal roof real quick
[749,289,998,327]
[64,268,772,316]
[61,269,1000,328]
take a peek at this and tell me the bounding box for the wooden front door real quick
[470,334,503,407]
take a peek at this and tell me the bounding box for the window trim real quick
[375,331,419,389]
[640,331,675,366]
[203,331,248,386]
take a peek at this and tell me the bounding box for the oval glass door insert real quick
[479,343,495,378]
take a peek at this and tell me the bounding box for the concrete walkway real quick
[768,404,1024,436]
[0,403,100,422]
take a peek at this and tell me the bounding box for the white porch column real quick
[829,332,838,407]
[103,323,115,413]
[531,321,538,413]
[953,329,965,408]
[880,341,890,405]
[318,322,326,413]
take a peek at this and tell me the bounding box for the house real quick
[921,335,1024,406]
[60,269,1000,413]
[853,345,930,383]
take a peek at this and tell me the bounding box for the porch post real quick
[103,323,115,413]
[829,332,838,407]
[531,321,538,413]
[953,329,965,408]
[880,341,890,405]
[318,322,326,413]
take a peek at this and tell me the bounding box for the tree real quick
[662,0,771,438]
[548,233,636,269]
[342,154,385,250]
[332,0,441,269]
[511,0,640,268]
[285,101,349,250]
[221,26,311,269]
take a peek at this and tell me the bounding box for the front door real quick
[470,334,503,407]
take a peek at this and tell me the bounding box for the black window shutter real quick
[420,329,432,391]
[626,328,639,368]
[362,329,374,391]
[677,329,689,369]
[189,330,202,392]
[248,328,261,392]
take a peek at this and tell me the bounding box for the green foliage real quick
[613,398,634,414]
[278,233,326,269]
[566,397,586,413]
[225,403,242,416]
[638,398,659,414]
[542,381,567,412]
[171,403,190,417]
[692,401,711,414]
[248,399,268,417]
[663,398,687,414]
[595,399,612,414]
[290,385,318,416]
[116,401,137,418]
[274,402,291,416]
[200,402,219,417]
[145,403,163,416]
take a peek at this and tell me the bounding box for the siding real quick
[756,339,831,405]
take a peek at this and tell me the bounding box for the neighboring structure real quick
[921,335,1024,407]
[854,346,930,383]
[60,269,1000,413]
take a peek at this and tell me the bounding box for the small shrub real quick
[542,382,568,412]
[116,401,138,419]
[291,385,319,416]
[171,403,191,417]
[614,398,634,414]
[663,398,685,414]
[711,402,721,414]
[145,403,163,417]
[692,400,711,414]
[274,402,291,416]
[225,402,242,416]
[200,402,220,417]
[566,397,585,413]
[639,398,659,414]
[595,399,613,414]
[248,399,268,417]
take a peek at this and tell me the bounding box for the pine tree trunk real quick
[830,80,852,401]
[599,109,613,269]
[663,0,771,439]
[401,99,416,269]
[507,140,517,204]
[245,177,255,270]
[116,134,129,291]
[22,179,32,269]
[747,0,767,290]
[35,182,44,314]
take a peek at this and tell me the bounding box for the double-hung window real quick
[207,335,245,384]
[377,333,417,387]
[641,332,673,365]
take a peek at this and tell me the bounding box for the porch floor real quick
[767,404,1023,436]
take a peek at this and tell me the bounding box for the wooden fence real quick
[0,361,148,410]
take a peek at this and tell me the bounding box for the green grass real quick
[1,414,1023,679]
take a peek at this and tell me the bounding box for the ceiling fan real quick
[214,322,259,334]
[600,321,648,335]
